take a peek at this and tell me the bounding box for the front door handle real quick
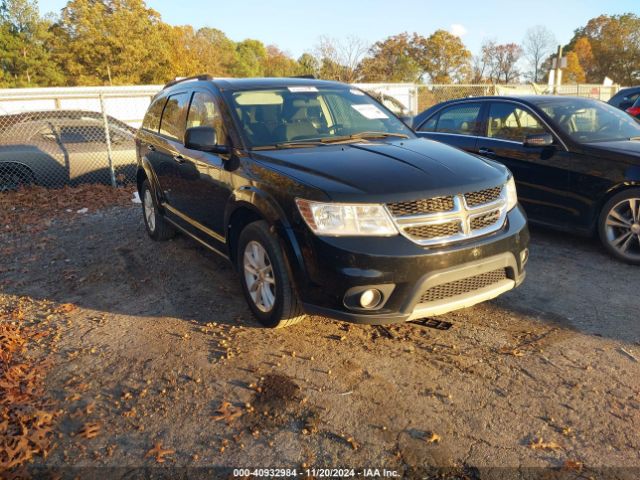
[147,144,156,151]
[173,154,186,164]
[478,148,495,156]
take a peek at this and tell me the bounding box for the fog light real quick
[520,248,529,266]
[360,289,382,309]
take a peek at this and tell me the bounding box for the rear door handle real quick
[173,154,186,164]
[478,148,495,156]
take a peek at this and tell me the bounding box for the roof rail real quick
[289,75,316,79]
[163,74,212,90]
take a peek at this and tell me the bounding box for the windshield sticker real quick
[287,86,318,93]
[351,104,389,119]
[350,89,365,96]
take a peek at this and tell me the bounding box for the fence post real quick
[99,94,116,188]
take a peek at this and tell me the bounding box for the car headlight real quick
[295,199,398,236]
[506,176,518,211]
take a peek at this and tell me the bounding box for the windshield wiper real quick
[252,140,327,150]
[348,131,410,140]
[251,132,410,150]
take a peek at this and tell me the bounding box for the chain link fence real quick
[0,87,159,191]
[0,82,624,191]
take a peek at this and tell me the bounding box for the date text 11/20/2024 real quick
[232,468,400,477]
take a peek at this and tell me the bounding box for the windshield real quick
[226,86,413,148]
[533,98,640,143]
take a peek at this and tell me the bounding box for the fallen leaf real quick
[529,438,562,450]
[145,442,175,463]
[424,432,441,443]
[563,460,583,471]
[212,401,243,424]
[499,346,524,357]
[78,422,101,439]
[55,303,77,314]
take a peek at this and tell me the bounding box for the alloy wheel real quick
[143,189,156,233]
[604,197,640,261]
[243,240,276,312]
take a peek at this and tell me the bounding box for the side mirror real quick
[184,126,229,154]
[524,133,554,148]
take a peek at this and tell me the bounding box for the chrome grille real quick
[387,183,507,246]
[470,210,501,230]
[465,186,503,208]
[405,221,461,240]
[419,269,508,303]
[387,196,454,216]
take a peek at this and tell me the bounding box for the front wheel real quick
[598,188,640,264]
[237,220,305,328]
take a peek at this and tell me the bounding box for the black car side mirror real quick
[524,133,554,148]
[185,126,229,154]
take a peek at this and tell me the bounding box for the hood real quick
[251,138,508,202]
[582,140,640,161]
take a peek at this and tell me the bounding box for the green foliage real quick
[358,33,421,82]
[0,0,63,86]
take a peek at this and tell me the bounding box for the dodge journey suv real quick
[135,76,529,328]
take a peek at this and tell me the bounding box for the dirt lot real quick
[1,190,639,479]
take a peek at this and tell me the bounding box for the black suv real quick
[135,76,529,328]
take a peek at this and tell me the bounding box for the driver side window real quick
[487,103,547,142]
[186,91,226,143]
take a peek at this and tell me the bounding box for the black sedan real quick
[413,96,640,264]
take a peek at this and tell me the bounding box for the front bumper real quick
[286,205,529,325]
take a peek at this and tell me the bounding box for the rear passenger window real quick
[159,93,190,141]
[142,97,166,132]
[422,103,481,135]
[487,103,546,142]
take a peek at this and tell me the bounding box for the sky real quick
[38,0,639,57]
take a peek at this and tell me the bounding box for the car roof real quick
[613,86,640,96]
[166,77,348,92]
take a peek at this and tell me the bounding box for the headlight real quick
[506,176,518,211]
[295,199,398,236]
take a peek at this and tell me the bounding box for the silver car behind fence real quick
[0,110,138,191]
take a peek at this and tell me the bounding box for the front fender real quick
[225,186,308,289]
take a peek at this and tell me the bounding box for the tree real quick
[571,37,595,80]
[563,51,585,83]
[313,36,368,82]
[358,33,421,82]
[414,29,471,83]
[52,0,170,85]
[0,0,62,86]
[232,39,266,77]
[480,40,523,83]
[523,25,556,82]
[297,53,319,77]
[568,14,640,84]
[263,45,300,77]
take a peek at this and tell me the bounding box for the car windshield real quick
[533,98,640,143]
[226,86,413,148]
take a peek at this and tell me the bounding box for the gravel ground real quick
[1,202,639,479]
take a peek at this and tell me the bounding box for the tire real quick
[598,188,640,265]
[237,220,305,328]
[141,179,175,241]
[0,164,34,192]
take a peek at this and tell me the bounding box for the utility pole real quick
[554,45,563,94]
